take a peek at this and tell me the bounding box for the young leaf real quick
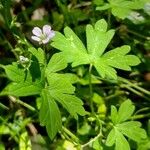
[116,121,147,142]
[39,89,62,139]
[51,19,140,80]
[106,99,147,149]
[110,105,118,125]
[117,100,135,123]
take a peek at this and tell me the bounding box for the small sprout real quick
[31,25,55,44]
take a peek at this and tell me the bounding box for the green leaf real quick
[106,128,116,146]
[102,45,140,71]
[51,93,86,119]
[110,106,118,124]
[51,29,89,67]
[51,19,140,80]
[45,54,86,120]
[117,121,147,142]
[4,63,27,82]
[95,59,117,79]
[39,89,62,139]
[46,53,67,73]
[47,73,86,119]
[2,81,43,96]
[19,131,32,150]
[28,47,45,65]
[106,128,130,150]
[117,100,135,123]
[86,19,115,57]
[96,3,110,10]
[115,129,130,150]
[47,73,75,94]
[97,0,148,19]
[2,47,46,97]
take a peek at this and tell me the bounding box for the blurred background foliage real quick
[0,0,150,149]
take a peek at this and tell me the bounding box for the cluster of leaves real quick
[1,48,86,139]
[106,100,147,150]
[51,19,140,79]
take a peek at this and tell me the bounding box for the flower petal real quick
[42,37,51,44]
[32,27,42,37]
[43,25,52,35]
[48,30,55,38]
[42,31,55,44]
[31,36,41,42]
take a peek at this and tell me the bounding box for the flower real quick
[31,25,55,44]
[19,56,29,63]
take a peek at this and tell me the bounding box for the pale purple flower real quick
[31,25,55,44]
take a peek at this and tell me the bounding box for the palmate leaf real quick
[40,53,86,139]
[96,0,149,19]
[1,62,44,96]
[111,99,135,124]
[116,121,147,142]
[1,48,45,97]
[106,100,147,150]
[46,54,86,118]
[51,19,140,80]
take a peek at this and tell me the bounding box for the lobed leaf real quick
[117,100,135,123]
[46,53,67,73]
[4,63,28,82]
[39,89,62,139]
[115,129,130,150]
[51,19,140,80]
[117,121,147,142]
[106,128,116,146]
[28,47,45,65]
[2,81,43,96]
[51,29,89,67]
[110,106,118,125]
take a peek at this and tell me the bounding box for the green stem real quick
[105,91,126,100]
[134,107,150,115]
[8,96,36,111]
[121,84,150,101]
[89,64,94,114]
[127,29,150,40]
[0,103,9,110]
[130,113,150,120]
[107,9,111,29]
[118,77,150,96]
[62,126,80,144]
[81,130,102,148]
